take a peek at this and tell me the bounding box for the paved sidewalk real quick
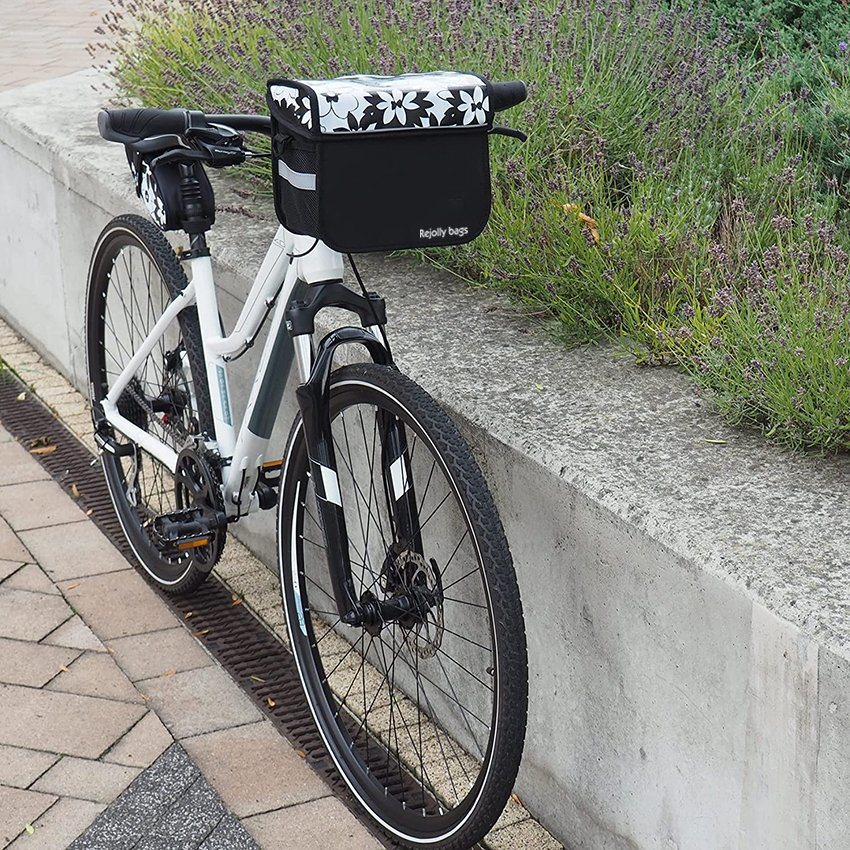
[0,419,380,849]
[0,0,111,92]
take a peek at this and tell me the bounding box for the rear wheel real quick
[278,363,527,849]
[85,214,222,593]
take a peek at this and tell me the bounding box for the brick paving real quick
[67,744,257,850]
[0,414,382,849]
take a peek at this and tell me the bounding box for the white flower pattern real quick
[128,156,168,228]
[375,89,419,125]
[317,90,360,132]
[139,168,167,227]
[269,72,492,135]
[458,87,490,126]
[269,84,314,130]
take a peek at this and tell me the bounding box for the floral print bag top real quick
[265,70,494,253]
[267,71,493,136]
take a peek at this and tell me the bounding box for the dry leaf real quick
[86,508,94,516]
[162,669,177,677]
[70,483,81,498]
[231,595,243,606]
[16,391,26,401]
[58,665,70,673]
[563,203,600,243]
[191,628,210,637]
[24,824,34,835]
[141,693,151,702]
[65,583,80,590]
[294,748,306,759]
[266,697,276,708]
[30,445,57,456]
[249,675,266,683]
[184,611,193,619]
[511,792,523,806]
[704,438,727,445]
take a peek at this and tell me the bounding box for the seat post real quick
[178,162,212,256]
[188,232,209,257]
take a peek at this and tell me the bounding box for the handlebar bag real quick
[266,72,494,253]
[125,148,215,232]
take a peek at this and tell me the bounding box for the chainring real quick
[171,445,226,571]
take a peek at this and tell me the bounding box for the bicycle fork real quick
[289,301,425,629]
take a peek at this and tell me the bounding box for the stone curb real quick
[1,68,849,848]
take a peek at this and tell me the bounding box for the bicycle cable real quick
[347,253,394,360]
[287,238,319,259]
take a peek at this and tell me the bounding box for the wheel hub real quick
[395,551,444,658]
[355,549,444,655]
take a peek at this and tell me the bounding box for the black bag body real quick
[125,148,215,233]
[266,72,494,253]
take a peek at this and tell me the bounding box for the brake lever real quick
[151,143,246,169]
[489,126,527,142]
[149,148,208,168]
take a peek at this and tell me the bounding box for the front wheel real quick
[277,363,527,849]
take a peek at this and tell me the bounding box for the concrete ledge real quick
[2,69,849,849]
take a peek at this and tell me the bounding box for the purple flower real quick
[839,41,848,53]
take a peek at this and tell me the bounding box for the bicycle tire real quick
[278,362,527,849]
[85,214,219,594]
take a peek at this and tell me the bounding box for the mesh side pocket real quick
[274,137,319,237]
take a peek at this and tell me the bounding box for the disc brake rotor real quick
[395,550,444,658]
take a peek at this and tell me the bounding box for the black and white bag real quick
[266,72,494,253]
[125,148,215,233]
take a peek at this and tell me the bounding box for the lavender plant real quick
[100,0,850,451]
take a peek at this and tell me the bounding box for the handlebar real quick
[206,113,272,136]
[98,108,273,145]
[99,78,526,147]
[489,80,527,113]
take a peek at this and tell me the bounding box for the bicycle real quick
[87,71,528,849]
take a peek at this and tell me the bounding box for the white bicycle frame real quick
[100,225,377,517]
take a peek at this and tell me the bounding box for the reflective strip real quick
[319,465,342,506]
[389,455,410,500]
[291,480,307,635]
[278,159,316,191]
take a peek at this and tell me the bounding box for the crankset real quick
[151,445,227,568]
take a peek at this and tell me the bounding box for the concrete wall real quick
[2,70,849,849]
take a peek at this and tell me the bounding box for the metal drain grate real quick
[0,369,426,849]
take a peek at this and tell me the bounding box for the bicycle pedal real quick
[93,430,137,457]
[260,458,283,477]
[151,507,223,555]
[255,459,283,510]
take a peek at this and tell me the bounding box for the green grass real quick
[103,0,850,452]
